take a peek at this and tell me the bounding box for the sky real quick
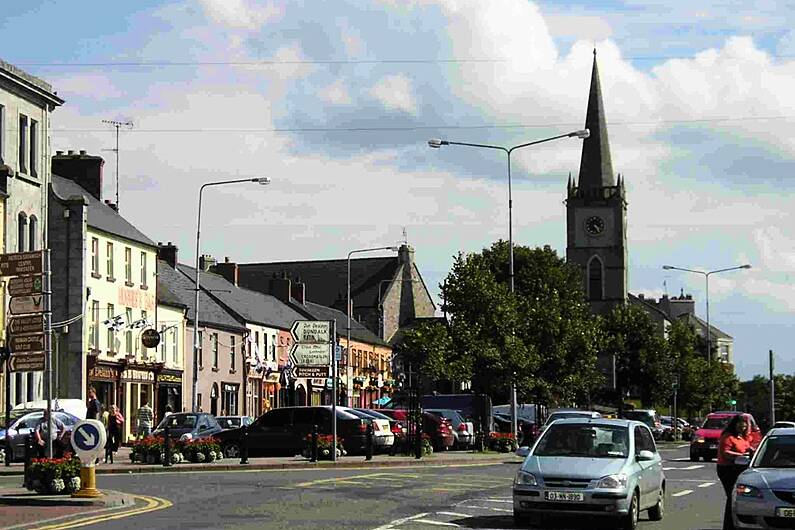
[3,0,794,380]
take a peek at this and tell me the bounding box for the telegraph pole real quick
[101,119,133,211]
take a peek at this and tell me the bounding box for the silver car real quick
[733,427,795,528]
[513,418,665,529]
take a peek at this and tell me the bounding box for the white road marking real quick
[415,520,459,527]
[372,512,429,530]
[436,512,469,517]
[482,498,512,503]
[672,489,694,497]
[698,482,716,488]
[682,464,704,470]
[678,444,690,448]
[663,467,676,470]
[460,505,512,512]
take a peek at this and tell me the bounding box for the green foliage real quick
[740,374,795,430]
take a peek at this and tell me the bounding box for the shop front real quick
[156,369,183,418]
[87,362,122,412]
[263,369,279,412]
[121,364,157,443]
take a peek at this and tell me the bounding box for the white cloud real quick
[198,0,283,30]
[544,14,613,40]
[369,74,417,114]
[319,79,352,105]
[49,74,123,101]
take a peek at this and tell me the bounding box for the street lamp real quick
[346,246,399,408]
[428,129,590,441]
[191,177,271,412]
[661,264,751,362]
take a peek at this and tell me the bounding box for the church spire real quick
[577,49,615,190]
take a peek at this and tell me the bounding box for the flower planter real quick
[24,453,81,495]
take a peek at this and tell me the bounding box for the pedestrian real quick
[136,397,154,440]
[164,405,173,419]
[105,405,124,464]
[716,414,752,530]
[86,387,102,420]
[34,410,65,458]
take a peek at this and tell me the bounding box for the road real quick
[0,445,727,529]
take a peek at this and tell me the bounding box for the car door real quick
[635,425,662,509]
[290,407,318,454]
[251,408,293,455]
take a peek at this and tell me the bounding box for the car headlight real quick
[514,471,538,486]
[179,433,193,442]
[735,484,763,498]
[694,437,705,444]
[597,474,628,489]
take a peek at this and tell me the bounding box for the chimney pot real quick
[56,150,63,156]
[51,151,104,201]
[67,150,75,155]
[79,150,86,155]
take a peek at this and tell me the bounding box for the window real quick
[28,216,37,251]
[140,252,147,287]
[17,213,27,252]
[197,393,202,411]
[262,334,269,361]
[140,310,148,355]
[254,331,260,358]
[588,256,603,301]
[634,426,656,454]
[89,301,99,350]
[720,345,730,363]
[0,104,5,163]
[198,331,204,368]
[212,333,219,369]
[106,242,114,278]
[18,114,27,173]
[107,304,115,353]
[91,238,100,276]
[230,336,236,372]
[172,328,178,365]
[125,308,133,353]
[160,325,167,361]
[29,119,38,177]
[124,247,132,283]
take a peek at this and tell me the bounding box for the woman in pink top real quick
[716,415,751,530]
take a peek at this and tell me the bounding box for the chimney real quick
[638,293,645,300]
[51,150,104,201]
[103,199,118,212]
[157,242,178,269]
[198,254,217,272]
[269,274,291,303]
[212,256,239,286]
[291,278,306,305]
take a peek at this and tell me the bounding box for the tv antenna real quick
[101,119,133,212]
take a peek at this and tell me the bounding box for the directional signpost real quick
[70,419,107,498]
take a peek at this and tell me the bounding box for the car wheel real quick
[223,442,241,459]
[689,453,699,462]
[622,491,640,530]
[648,486,665,521]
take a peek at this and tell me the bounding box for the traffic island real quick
[0,487,134,507]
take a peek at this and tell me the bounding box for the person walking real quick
[716,414,752,530]
[105,405,124,464]
[136,397,154,440]
[86,387,102,420]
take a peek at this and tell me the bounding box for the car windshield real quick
[754,436,795,468]
[547,412,593,424]
[158,415,197,429]
[217,418,240,429]
[702,417,731,430]
[534,423,629,458]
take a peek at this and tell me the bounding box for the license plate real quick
[709,444,717,449]
[545,491,585,502]
[776,507,795,518]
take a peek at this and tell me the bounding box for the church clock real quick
[584,216,605,236]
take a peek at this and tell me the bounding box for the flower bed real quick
[302,434,346,460]
[489,432,517,453]
[24,453,82,495]
[129,436,223,465]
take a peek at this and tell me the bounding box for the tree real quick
[393,319,458,383]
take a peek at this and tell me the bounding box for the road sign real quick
[294,365,330,378]
[10,333,45,354]
[289,343,330,366]
[0,250,44,277]
[290,320,331,343]
[70,419,107,466]
[335,345,343,362]
[9,295,45,315]
[9,353,45,372]
[8,314,45,335]
[8,275,43,296]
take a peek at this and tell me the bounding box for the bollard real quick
[415,423,423,460]
[163,421,172,467]
[22,434,32,486]
[240,424,249,465]
[365,423,374,461]
[4,435,10,467]
[310,424,318,463]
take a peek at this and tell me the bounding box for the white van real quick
[12,399,87,420]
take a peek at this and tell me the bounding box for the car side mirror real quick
[637,450,655,461]
[735,455,750,466]
[516,446,531,458]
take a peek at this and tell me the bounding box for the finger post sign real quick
[70,419,107,498]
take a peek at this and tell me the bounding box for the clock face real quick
[585,216,605,236]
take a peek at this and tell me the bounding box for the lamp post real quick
[347,246,399,407]
[661,264,751,362]
[429,129,590,441]
[191,177,271,412]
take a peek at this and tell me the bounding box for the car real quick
[621,410,664,439]
[540,410,602,434]
[215,406,370,458]
[425,408,474,449]
[660,416,693,441]
[11,399,87,421]
[350,409,395,450]
[3,411,80,462]
[513,418,665,529]
[216,416,254,430]
[690,412,762,462]
[732,427,795,528]
[373,409,455,451]
[152,412,223,442]
[773,421,795,429]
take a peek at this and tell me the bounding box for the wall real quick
[185,323,245,416]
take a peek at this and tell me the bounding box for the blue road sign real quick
[73,422,102,452]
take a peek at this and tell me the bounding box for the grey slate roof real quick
[679,313,733,340]
[51,174,156,248]
[156,263,188,310]
[629,293,670,321]
[298,301,389,347]
[157,261,246,332]
[176,264,307,331]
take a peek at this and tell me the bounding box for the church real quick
[565,52,734,375]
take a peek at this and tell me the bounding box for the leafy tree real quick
[393,319,457,383]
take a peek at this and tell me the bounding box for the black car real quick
[152,413,223,441]
[215,406,370,458]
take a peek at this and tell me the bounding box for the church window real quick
[588,256,603,301]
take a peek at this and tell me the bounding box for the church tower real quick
[566,51,628,315]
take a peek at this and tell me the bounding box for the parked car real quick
[690,412,762,462]
[513,418,665,529]
[350,409,395,451]
[3,411,80,462]
[773,421,795,429]
[660,416,693,441]
[419,394,493,436]
[152,412,223,441]
[215,406,370,458]
[425,409,474,449]
[11,399,87,421]
[732,426,795,528]
[621,410,664,439]
[216,416,254,430]
[374,409,455,451]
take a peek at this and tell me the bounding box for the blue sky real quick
[3,0,794,380]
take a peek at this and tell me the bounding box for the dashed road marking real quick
[415,519,460,527]
[698,482,716,488]
[372,512,429,530]
[682,464,704,470]
[436,512,469,517]
[678,444,690,448]
[663,466,676,470]
[459,504,512,512]
[672,489,694,497]
[482,498,512,503]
